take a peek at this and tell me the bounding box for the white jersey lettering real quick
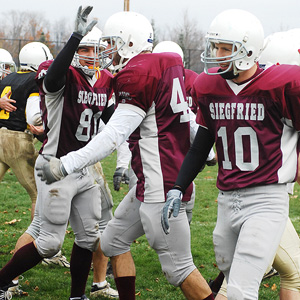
[209,102,265,121]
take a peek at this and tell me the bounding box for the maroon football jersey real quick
[36,60,113,158]
[114,52,193,202]
[194,64,300,190]
[184,69,198,114]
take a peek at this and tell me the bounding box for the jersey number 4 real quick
[170,77,190,123]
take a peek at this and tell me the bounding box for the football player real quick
[162,9,300,300]
[0,41,51,219]
[36,11,215,300]
[0,6,117,300]
[0,48,16,80]
[214,29,300,300]
[0,41,52,298]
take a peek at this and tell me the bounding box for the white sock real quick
[92,280,107,288]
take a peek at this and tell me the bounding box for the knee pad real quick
[227,284,244,300]
[36,234,62,258]
[162,265,196,287]
[75,232,101,253]
[43,185,71,225]
[100,235,130,258]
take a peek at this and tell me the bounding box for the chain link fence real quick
[0,37,205,74]
[0,38,66,68]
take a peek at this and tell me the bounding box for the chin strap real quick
[218,68,240,80]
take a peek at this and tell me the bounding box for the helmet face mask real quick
[72,27,102,76]
[202,39,248,75]
[0,48,17,79]
[99,36,125,71]
[201,9,264,76]
[72,44,100,76]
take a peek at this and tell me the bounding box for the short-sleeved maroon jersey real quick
[36,60,113,158]
[184,68,198,113]
[114,52,193,202]
[193,65,300,190]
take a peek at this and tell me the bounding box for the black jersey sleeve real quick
[44,32,83,93]
[100,103,114,124]
[174,126,215,194]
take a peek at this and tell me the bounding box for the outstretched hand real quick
[161,189,183,234]
[36,155,68,184]
[74,5,98,36]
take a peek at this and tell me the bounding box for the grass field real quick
[1,148,300,299]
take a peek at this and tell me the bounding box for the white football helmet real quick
[72,26,103,76]
[259,30,300,67]
[201,9,264,76]
[0,48,16,80]
[99,11,153,71]
[153,41,184,61]
[19,42,53,72]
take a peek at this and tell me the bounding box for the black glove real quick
[113,167,129,191]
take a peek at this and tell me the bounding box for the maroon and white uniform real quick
[116,53,193,203]
[194,65,299,190]
[192,64,300,299]
[63,53,193,203]
[61,53,197,286]
[33,61,114,258]
[184,68,198,114]
[37,60,113,158]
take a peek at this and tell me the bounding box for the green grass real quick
[1,149,299,299]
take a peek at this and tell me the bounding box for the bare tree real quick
[162,9,206,73]
[0,10,67,65]
[50,18,72,56]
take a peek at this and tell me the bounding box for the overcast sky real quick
[4,0,300,38]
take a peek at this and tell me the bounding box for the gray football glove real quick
[113,167,130,191]
[161,189,183,234]
[36,155,68,184]
[74,5,98,37]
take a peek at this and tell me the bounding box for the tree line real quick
[0,9,205,73]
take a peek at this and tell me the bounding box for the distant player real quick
[0,48,16,80]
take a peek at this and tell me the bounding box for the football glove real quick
[36,155,68,184]
[113,167,130,191]
[74,5,98,37]
[161,189,183,234]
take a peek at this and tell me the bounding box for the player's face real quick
[0,65,11,80]
[214,42,234,72]
[5,65,11,74]
[105,41,121,66]
[77,46,100,68]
